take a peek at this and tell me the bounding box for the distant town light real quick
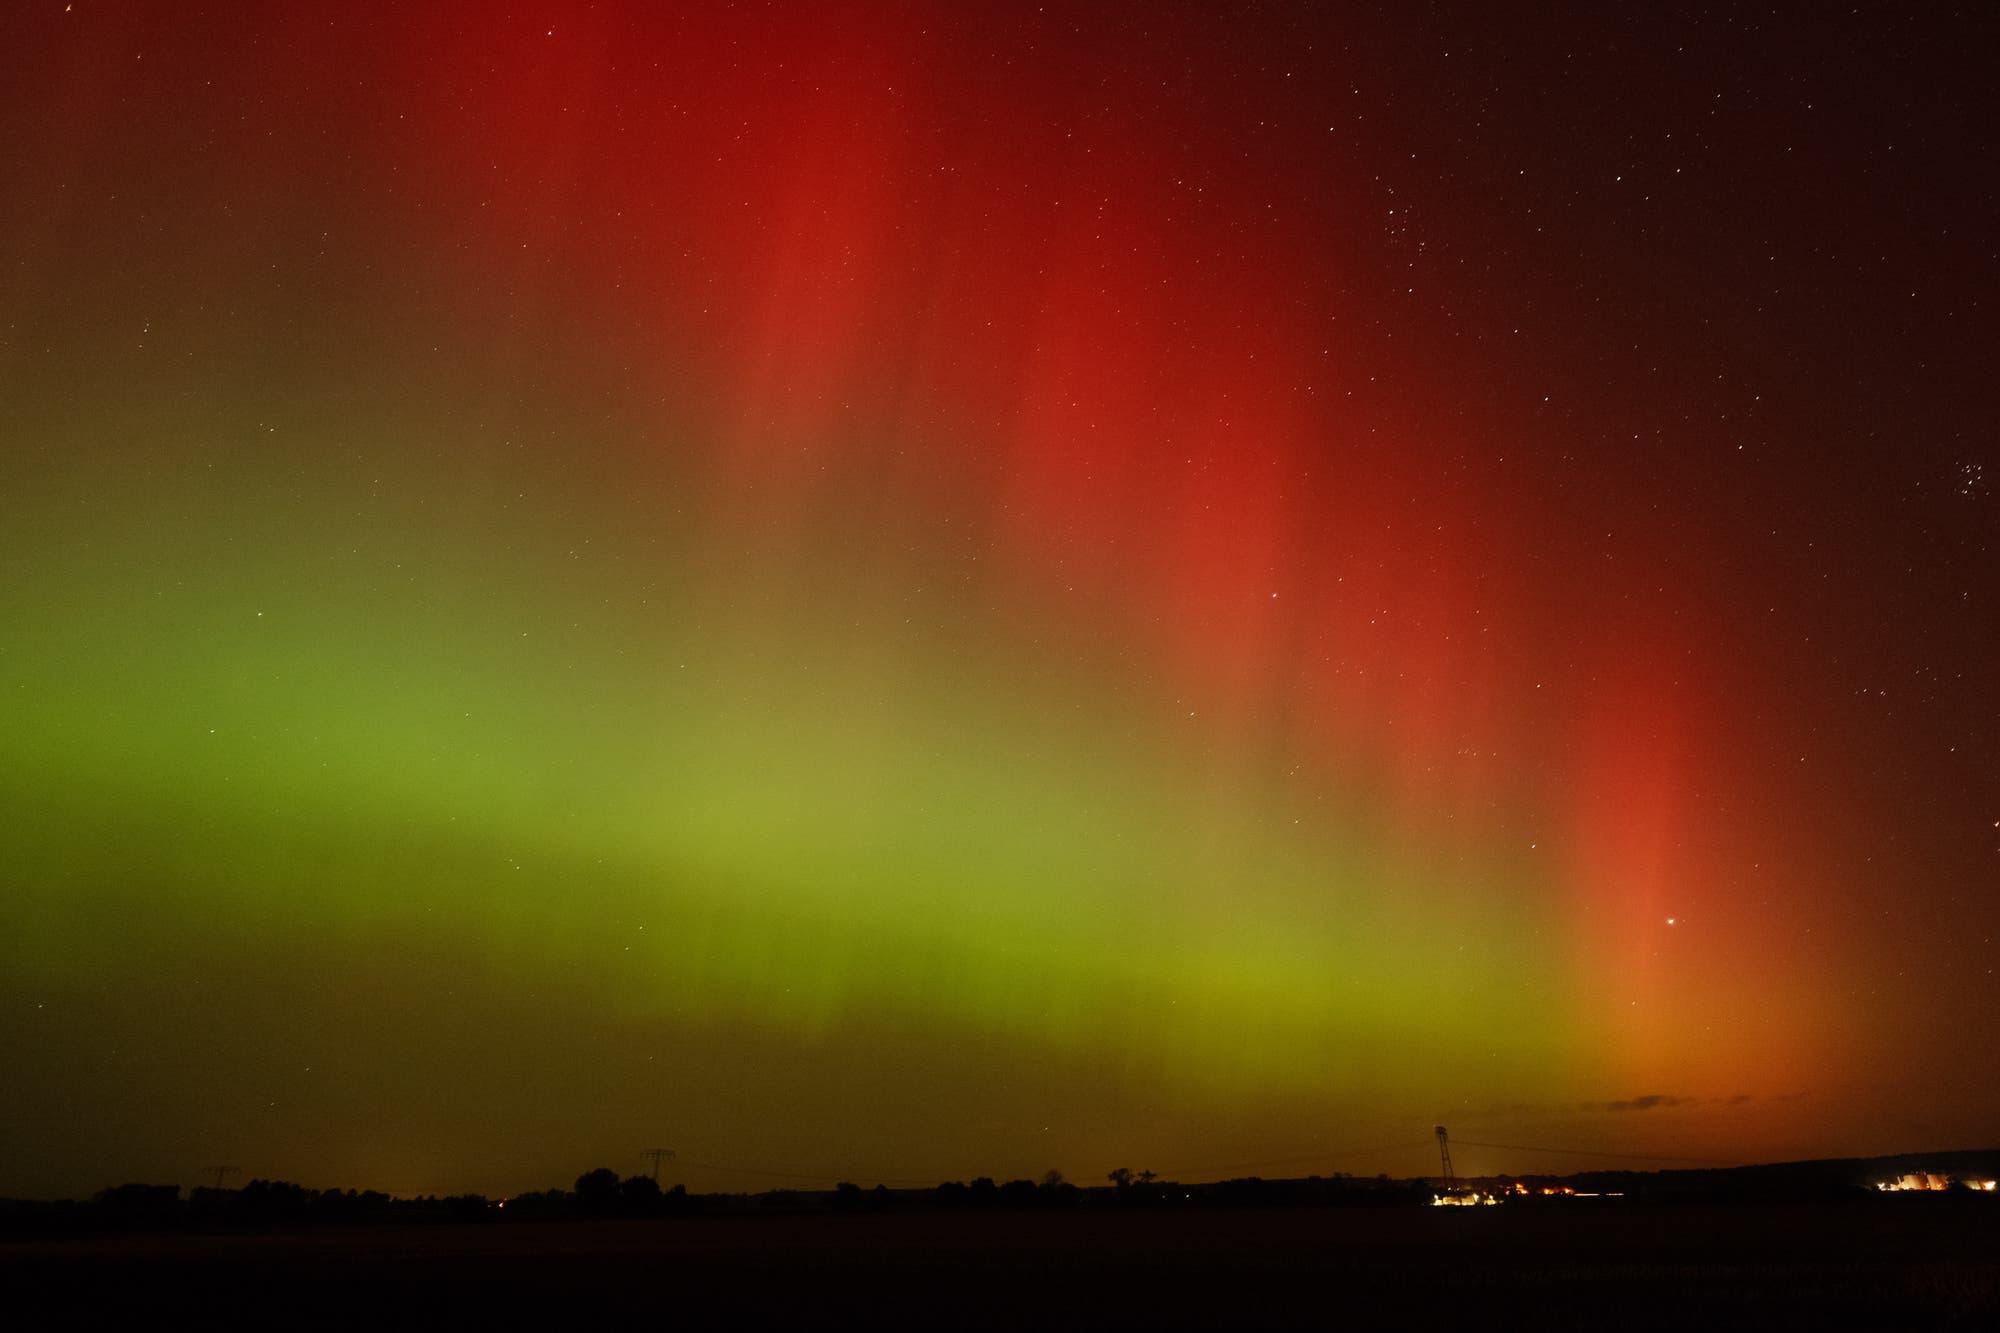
[1874,1172,1997,1192]
[1430,1190,1497,1207]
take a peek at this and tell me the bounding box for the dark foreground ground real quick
[5,1201,1995,1330]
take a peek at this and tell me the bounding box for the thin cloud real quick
[1579,1093,1759,1112]
[1583,1094,1688,1113]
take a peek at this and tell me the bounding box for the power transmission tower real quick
[640,1148,676,1182]
[1433,1127,1454,1191]
[204,1165,238,1192]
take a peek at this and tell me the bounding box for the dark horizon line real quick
[11,1144,1999,1208]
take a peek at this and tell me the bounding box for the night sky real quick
[2,2,1993,1201]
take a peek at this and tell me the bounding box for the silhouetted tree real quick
[503,1188,573,1220]
[312,1188,392,1223]
[619,1174,662,1215]
[237,1179,311,1222]
[574,1168,621,1215]
[92,1184,181,1226]
[443,1193,492,1222]
[1107,1167,1163,1205]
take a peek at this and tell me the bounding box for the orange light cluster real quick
[1875,1173,1997,1192]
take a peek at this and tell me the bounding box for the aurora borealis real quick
[2,3,1993,1200]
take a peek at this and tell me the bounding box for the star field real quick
[0,2,1992,1199]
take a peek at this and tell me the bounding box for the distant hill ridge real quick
[1461,1149,2000,1198]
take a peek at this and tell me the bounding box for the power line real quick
[1159,1141,1430,1180]
[630,1133,1734,1193]
[674,1157,942,1188]
[1450,1138,1742,1166]
[1162,1134,1741,1178]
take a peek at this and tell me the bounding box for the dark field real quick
[6,1202,1996,1330]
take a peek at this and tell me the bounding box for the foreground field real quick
[6,1201,1996,1330]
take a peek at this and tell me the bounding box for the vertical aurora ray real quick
[2,2,1987,1196]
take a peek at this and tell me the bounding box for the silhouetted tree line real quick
[559,1168,698,1218]
[914,1169,1431,1210]
[927,1172,1085,1211]
[19,1150,1978,1236]
[1221,1174,1436,1207]
[0,1167,1437,1236]
[0,1181,495,1236]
